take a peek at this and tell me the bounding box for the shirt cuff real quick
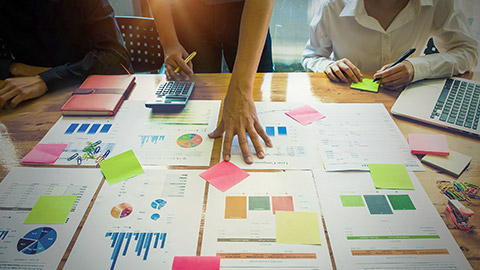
[38,66,69,90]
[0,59,12,79]
[406,57,429,83]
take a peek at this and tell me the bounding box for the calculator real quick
[145,81,194,112]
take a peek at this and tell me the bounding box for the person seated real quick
[0,0,132,110]
[301,0,478,91]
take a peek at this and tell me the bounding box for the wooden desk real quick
[0,73,479,269]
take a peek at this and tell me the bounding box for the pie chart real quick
[177,133,202,148]
[17,227,57,255]
[151,199,167,210]
[111,203,133,219]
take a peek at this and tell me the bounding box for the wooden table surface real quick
[0,72,479,269]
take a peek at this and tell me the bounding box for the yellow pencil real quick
[174,51,197,73]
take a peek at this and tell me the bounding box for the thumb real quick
[208,121,225,139]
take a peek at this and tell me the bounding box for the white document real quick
[64,169,206,270]
[202,170,332,270]
[314,169,472,269]
[120,100,220,166]
[312,103,424,171]
[0,167,102,270]
[226,102,319,169]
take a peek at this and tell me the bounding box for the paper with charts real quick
[39,100,220,167]
[64,169,205,270]
[314,170,472,269]
[0,167,102,270]
[201,170,332,269]
[226,102,319,169]
[311,103,424,171]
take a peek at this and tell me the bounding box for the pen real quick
[373,48,416,82]
[174,51,197,73]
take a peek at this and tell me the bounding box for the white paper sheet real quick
[0,167,102,270]
[64,169,206,270]
[314,169,472,269]
[225,102,320,169]
[311,103,424,171]
[201,170,332,270]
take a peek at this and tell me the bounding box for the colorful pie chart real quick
[111,203,133,219]
[177,133,202,148]
[17,227,57,255]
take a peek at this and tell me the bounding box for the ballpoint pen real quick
[373,48,416,82]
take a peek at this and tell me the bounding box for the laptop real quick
[391,77,480,137]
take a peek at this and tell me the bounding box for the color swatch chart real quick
[105,232,167,270]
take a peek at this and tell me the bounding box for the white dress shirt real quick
[301,0,478,82]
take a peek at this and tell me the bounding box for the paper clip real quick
[94,146,101,154]
[76,156,82,165]
[67,153,79,161]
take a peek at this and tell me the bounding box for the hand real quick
[163,44,194,81]
[324,58,363,83]
[373,61,414,91]
[208,83,273,164]
[0,76,48,109]
[9,63,51,77]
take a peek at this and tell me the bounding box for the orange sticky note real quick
[408,134,449,156]
[200,161,249,192]
[285,105,325,125]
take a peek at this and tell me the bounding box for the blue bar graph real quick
[278,126,287,135]
[266,126,275,136]
[87,124,101,134]
[106,232,166,270]
[0,231,8,240]
[65,123,79,134]
[77,124,90,133]
[100,124,112,133]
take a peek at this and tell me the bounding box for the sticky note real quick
[350,79,379,92]
[408,134,449,156]
[24,195,77,224]
[368,164,414,190]
[200,161,249,192]
[285,105,325,125]
[276,211,322,245]
[21,144,68,164]
[172,256,221,270]
[99,150,144,185]
[340,195,365,207]
[421,150,471,177]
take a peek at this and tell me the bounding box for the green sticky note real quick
[276,211,322,245]
[99,150,144,185]
[350,79,379,92]
[340,195,365,207]
[368,164,414,190]
[24,195,77,224]
[387,195,416,210]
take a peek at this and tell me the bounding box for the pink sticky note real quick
[408,134,449,156]
[285,105,325,125]
[172,256,220,270]
[21,144,68,164]
[200,161,249,192]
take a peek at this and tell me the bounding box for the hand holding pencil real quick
[164,46,195,81]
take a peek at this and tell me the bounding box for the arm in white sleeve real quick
[407,0,478,82]
[301,4,335,72]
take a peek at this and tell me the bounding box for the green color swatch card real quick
[99,149,144,185]
[350,79,379,92]
[340,195,365,207]
[276,211,322,245]
[248,196,271,211]
[24,195,78,224]
[387,194,416,210]
[368,164,414,190]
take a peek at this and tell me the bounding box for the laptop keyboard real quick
[430,78,480,130]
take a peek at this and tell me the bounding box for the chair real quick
[115,16,164,73]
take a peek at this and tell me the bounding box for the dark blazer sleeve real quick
[39,0,132,90]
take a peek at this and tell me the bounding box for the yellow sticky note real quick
[24,195,77,224]
[368,164,414,190]
[276,211,322,245]
[350,79,379,92]
[99,150,144,185]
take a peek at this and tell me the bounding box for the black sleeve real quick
[38,0,133,90]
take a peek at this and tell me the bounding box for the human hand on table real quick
[373,61,414,91]
[208,84,273,164]
[9,63,51,77]
[324,58,363,83]
[163,44,193,81]
[0,76,48,109]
